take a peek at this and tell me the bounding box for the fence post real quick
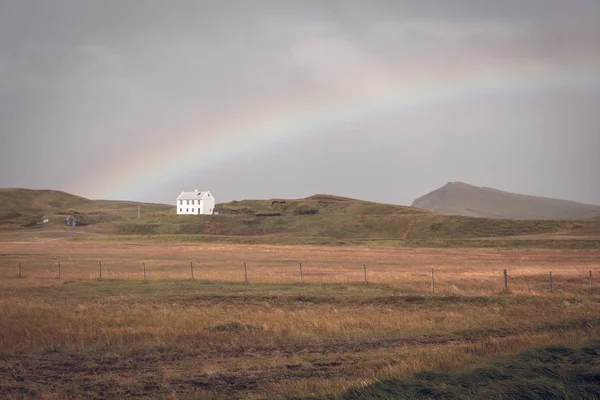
[190,262,194,281]
[299,262,303,284]
[549,271,553,293]
[143,262,147,281]
[99,261,102,280]
[504,269,508,293]
[18,262,22,278]
[431,268,435,293]
[57,262,61,279]
[244,262,248,284]
[590,270,593,292]
[363,264,367,284]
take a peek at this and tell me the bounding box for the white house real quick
[176,190,215,215]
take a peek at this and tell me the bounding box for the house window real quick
[186,208,189,212]
[179,208,182,212]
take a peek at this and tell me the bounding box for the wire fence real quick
[1,259,597,296]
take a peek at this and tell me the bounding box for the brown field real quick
[1,239,598,294]
[1,239,599,399]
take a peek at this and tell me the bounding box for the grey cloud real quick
[1,1,599,205]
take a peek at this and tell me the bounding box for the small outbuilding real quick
[65,215,77,227]
[176,190,215,215]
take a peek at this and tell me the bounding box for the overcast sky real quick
[1,1,599,205]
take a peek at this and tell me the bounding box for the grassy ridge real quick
[3,189,600,246]
[98,195,426,238]
[409,214,584,239]
[94,196,600,242]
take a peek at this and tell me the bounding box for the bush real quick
[214,206,254,215]
[294,204,319,215]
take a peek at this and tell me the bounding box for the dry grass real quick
[269,329,600,399]
[1,239,599,399]
[1,240,598,295]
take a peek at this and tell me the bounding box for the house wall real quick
[176,192,216,215]
[176,199,201,215]
[201,194,215,215]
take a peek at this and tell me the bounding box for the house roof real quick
[177,190,211,200]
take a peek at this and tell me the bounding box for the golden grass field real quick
[1,239,600,399]
[1,239,598,294]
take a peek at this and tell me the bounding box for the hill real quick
[87,194,600,243]
[2,189,600,246]
[90,194,430,238]
[412,182,600,220]
[0,188,172,229]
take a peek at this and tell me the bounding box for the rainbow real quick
[80,65,600,201]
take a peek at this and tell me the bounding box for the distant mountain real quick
[412,182,600,220]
